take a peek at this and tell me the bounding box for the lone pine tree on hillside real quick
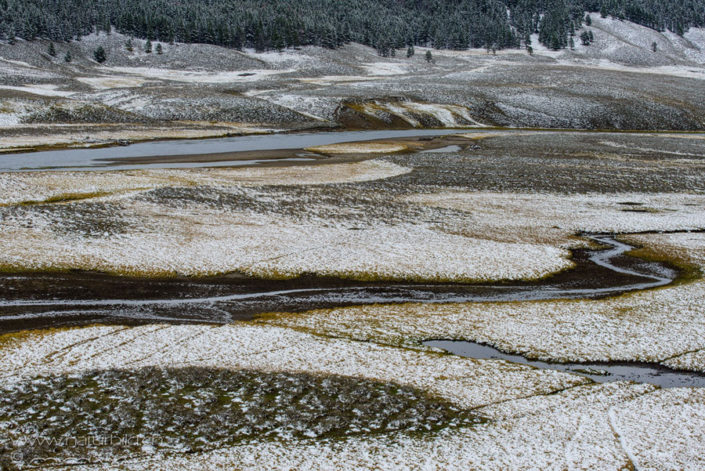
[93,46,106,63]
[48,42,56,57]
[145,39,152,53]
[580,30,594,45]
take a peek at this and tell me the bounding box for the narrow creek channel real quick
[0,234,681,334]
[2,232,702,388]
[423,340,705,388]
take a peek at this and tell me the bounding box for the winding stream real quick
[1,232,700,387]
[423,340,705,388]
[0,234,679,333]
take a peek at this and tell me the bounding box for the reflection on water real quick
[1,129,472,171]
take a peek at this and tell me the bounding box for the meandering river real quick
[0,129,475,171]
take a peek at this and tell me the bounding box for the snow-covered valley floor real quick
[1,129,705,469]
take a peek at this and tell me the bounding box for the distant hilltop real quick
[1,0,704,54]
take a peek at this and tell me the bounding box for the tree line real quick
[1,0,703,53]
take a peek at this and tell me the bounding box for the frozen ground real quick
[0,138,704,467]
[265,232,705,370]
[2,130,705,279]
[1,41,705,466]
[1,320,704,470]
[1,18,705,152]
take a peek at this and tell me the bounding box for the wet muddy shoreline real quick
[0,234,683,334]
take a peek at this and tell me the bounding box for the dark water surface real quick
[0,235,679,334]
[423,340,705,388]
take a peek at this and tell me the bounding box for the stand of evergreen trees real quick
[0,0,703,53]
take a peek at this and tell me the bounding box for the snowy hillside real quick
[1,16,705,151]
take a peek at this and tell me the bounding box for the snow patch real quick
[361,62,410,76]
[0,84,74,97]
[77,76,152,90]
[105,66,295,84]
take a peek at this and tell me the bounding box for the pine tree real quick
[145,39,152,53]
[7,26,16,45]
[126,39,134,52]
[64,51,72,62]
[425,50,433,63]
[48,42,56,57]
[156,43,163,54]
[406,45,414,58]
[652,41,658,52]
[93,46,106,63]
[579,31,587,46]
[2,0,704,55]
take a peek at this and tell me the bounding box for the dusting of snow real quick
[361,62,410,76]
[104,66,295,84]
[609,388,705,471]
[0,114,20,126]
[0,323,584,409]
[406,192,705,245]
[77,76,152,90]
[0,123,271,152]
[0,322,700,470]
[248,93,337,121]
[0,205,570,280]
[266,232,705,368]
[0,166,580,281]
[0,84,74,97]
[298,75,379,86]
[0,160,409,204]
